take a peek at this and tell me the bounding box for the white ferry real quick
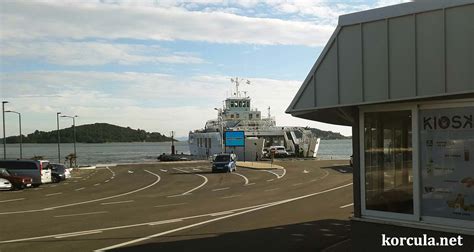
[188,78,320,161]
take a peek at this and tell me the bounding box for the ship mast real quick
[230,77,251,97]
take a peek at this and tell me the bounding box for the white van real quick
[0,160,52,186]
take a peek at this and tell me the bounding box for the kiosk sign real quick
[224,131,245,147]
[420,106,474,221]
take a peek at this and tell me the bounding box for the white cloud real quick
[0,41,205,66]
[1,71,351,137]
[1,1,334,47]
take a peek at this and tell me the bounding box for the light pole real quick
[214,108,224,152]
[57,112,61,163]
[2,101,8,159]
[61,114,78,166]
[5,111,22,159]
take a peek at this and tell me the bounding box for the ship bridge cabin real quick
[223,98,261,121]
[287,0,473,251]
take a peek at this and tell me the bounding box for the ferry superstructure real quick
[188,78,320,161]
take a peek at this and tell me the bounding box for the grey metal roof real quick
[286,0,474,125]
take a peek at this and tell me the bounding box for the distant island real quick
[307,128,351,140]
[3,123,175,144]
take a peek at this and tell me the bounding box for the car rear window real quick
[0,161,38,170]
[214,155,230,162]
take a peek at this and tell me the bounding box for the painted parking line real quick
[245,182,256,186]
[94,183,101,186]
[220,194,242,199]
[75,187,85,191]
[0,170,161,215]
[54,211,108,218]
[95,183,353,251]
[154,203,187,208]
[211,187,230,192]
[339,203,354,209]
[100,200,134,205]
[148,219,183,226]
[0,198,25,203]
[264,188,279,192]
[0,184,352,246]
[267,179,274,182]
[170,168,208,196]
[232,172,249,185]
[55,231,103,239]
[46,192,63,197]
[292,183,303,186]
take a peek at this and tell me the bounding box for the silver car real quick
[0,178,12,190]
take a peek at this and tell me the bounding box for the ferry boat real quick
[188,78,320,161]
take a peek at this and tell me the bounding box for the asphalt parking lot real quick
[0,159,353,251]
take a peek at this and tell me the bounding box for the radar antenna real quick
[231,77,251,97]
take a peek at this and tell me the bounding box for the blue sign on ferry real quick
[224,131,245,147]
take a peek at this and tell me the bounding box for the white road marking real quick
[104,180,110,183]
[220,194,242,199]
[232,172,249,185]
[33,188,43,190]
[106,167,116,178]
[54,211,108,218]
[159,169,168,173]
[46,192,63,197]
[303,170,309,174]
[63,183,69,185]
[171,168,208,196]
[310,169,330,182]
[339,203,354,209]
[211,187,230,192]
[0,183,352,245]
[154,203,187,208]
[49,185,57,188]
[292,183,303,186]
[266,179,274,182]
[245,183,256,186]
[192,168,202,171]
[0,198,25,203]
[264,188,279,192]
[166,194,190,198]
[94,183,101,186]
[94,183,352,251]
[100,200,134,205]
[0,170,161,215]
[54,231,103,239]
[209,211,233,216]
[148,219,183,226]
[75,187,85,191]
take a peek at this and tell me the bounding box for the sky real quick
[0,0,410,138]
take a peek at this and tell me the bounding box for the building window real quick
[249,114,253,120]
[236,113,240,118]
[231,114,234,119]
[364,110,413,214]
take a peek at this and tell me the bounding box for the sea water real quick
[0,139,351,166]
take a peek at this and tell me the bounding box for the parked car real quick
[0,160,52,186]
[51,164,71,183]
[0,178,12,191]
[269,146,289,158]
[212,153,237,173]
[0,168,33,190]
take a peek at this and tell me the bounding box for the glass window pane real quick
[364,110,413,214]
[420,107,474,221]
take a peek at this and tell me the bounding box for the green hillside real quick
[3,123,175,143]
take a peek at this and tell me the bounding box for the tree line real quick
[2,123,175,143]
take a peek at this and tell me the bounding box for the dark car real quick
[0,167,33,190]
[212,153,237,173]
[51,164,71,183]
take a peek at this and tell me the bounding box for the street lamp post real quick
[61,115,78,166]
[5,111,22,159]
[214,108,224,152]
[2,101,8,159]
[57,112,61,163]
